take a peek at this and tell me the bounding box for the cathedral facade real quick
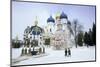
[45,12,73,50]
[20,12,74,56]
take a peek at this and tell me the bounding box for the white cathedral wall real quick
[61,18,68,30]
[51,18,75,49]
[44,18,74,49]
[47,22,56,34]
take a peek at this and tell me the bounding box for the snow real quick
[12,48,22,59]
[12,46,95,66]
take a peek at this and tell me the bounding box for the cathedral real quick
[20,12,74,56]
[45,12,73,50]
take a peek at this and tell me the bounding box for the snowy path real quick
[12,46,95,66]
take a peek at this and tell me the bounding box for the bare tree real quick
[72,19,83,48]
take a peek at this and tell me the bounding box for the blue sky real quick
[12,1,95,40]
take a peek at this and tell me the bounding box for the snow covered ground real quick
[12,46,95,66]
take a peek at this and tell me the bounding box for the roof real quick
[30,26,44,35]
[60,12,68,19]
[47,16,55,23]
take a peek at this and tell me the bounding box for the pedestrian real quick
[68,48,71,57]
[21,48,24,56]
[65,48,67,57]
[25,48,27,55]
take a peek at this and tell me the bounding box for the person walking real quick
[65,48,67,57]
[21,48,24,56]
[68,48,71,57]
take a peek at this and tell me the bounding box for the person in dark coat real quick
[68,48,71,57]
[65,48,67,57]
[21,48,24,56]
[25,48,27,55]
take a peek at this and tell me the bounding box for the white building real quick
[45,12,74,50]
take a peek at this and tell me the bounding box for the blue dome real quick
[47,16,55,23]
[60,12,68,19]
[30,26,44,35]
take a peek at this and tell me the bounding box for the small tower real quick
[60,12,68,30]
[55,11,61,25]
[47,15,55,34]
[34,16,38,26]
[55,12,63,31]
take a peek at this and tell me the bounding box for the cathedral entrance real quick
[31,40,38,47]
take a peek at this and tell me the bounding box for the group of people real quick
[21,47,45,56]
[65,48,71,57]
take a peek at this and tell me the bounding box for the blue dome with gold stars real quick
[60,12,68,19]
[47,16,55,23]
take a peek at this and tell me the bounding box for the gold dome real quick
[55,11,61,19]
